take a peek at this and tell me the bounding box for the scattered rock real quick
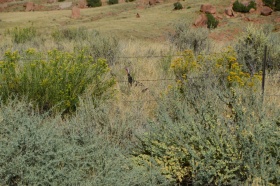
[47,0,55,4]
[71,6,80,18]
[249,8,255,13]
[148,0,157,6]
[274,17,280,23]
[243,17,253,21]
[34,4,44,11]
[225,7,234,17]
[78,0,87,8]
[59,2,72,9]
[261,6,273,16]
[24,2,34,11]
[200,4,216,14]
[241,1,250,7]
[194,14,208,27]
[136,13,140,18]
[215,14,223,20]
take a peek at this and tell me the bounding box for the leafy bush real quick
[7,27,37,44]
[108,0,118,5]
[0,49,115,114]
[233,0,256,13]
[173,2,183,10]
[87,0,102,7]
[169,22,210,54]
[206,13,219,29]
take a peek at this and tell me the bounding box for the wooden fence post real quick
[262,45,267,101]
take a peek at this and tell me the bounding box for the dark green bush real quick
[108,0,118,4]
[173,2,183,10]
[206,13,219,29]
[263,0,274,8]
[87,0,102,7]
[233,0,256,13]
[262,0,280,11]
[276,0,280,10]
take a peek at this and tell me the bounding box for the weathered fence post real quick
[262,45,267,101]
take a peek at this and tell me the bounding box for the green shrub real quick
[87,0,102,7]
[7,27,37,44]
[0,49,115,114]
[173,2,183,10]
[169,22,210,54]
[263,0,274,8]
[263,0,280,10]
[108,0,118,5]
[275,0,280,10]
[206,13,219,29]
[233,0,256,13]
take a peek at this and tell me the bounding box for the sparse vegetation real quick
[169,22,210,54]
[6,27,37,44]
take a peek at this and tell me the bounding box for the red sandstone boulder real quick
[200,4,216,14]
[225,7,234,17]
[249,8,256,13]
[71,6,80,19]
[24,2,34,11]
[194,14,208,27]
[261,6,273,16]
[149,0,157,6]
[78,0,87,8]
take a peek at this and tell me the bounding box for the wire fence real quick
[0,49,279,102]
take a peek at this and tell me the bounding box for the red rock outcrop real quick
[24,2,34,11]
[200,4,216,14]
[261,6,273,16]
[194,14,208,27]
[71,6,80,19]
[78,0,87,8]
[225,7,234,17]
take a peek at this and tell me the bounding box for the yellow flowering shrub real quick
[170,50,200,81]
[0,49,115,114]
[132,139,191,183]
[215,47,262,88]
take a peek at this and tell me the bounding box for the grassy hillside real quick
[0,0,280,185]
